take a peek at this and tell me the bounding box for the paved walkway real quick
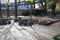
[0,20,60,40]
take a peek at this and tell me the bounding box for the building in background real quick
[1,6,28,16]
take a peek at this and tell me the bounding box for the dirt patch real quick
[50,22,60,28]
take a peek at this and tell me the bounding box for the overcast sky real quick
[1,0,29,3]
[1,0,40,8]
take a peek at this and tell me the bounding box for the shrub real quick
[53,35,60,40]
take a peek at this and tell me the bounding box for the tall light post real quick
[41,0,47,15]
[5,1,11,24]
[18,0,20,5]
[6,0,10,17]
[40,0,47,15]
[44,0,47,15]
[33,0,35,8]
[0,0,2,17]
[29,0,34,27]
[15,0,17,22]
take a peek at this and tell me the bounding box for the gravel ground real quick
[0,20,60,40]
